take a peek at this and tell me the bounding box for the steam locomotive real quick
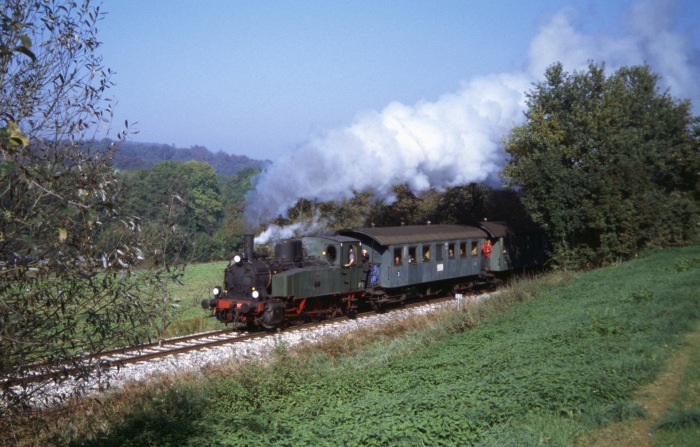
[201,221,546,329]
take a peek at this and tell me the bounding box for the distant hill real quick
[94,139,269,175]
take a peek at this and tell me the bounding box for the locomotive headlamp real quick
[251,290,260,299]
[212,286,221,297]
[233,254,242,263]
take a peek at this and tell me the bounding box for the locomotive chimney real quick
[243,234,255,260]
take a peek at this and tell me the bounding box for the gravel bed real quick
[7,293,493,409]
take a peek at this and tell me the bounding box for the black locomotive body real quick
[202,222,546,329]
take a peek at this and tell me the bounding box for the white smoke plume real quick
[245,0,699,227]
[245,73,529,226]
[255,212,330,245]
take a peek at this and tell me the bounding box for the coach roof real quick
[337,224,487,246]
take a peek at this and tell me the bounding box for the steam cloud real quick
[245,0,699,227]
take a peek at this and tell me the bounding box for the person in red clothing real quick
[481,239,492,259]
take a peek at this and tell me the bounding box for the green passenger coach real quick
[337,224,488,290]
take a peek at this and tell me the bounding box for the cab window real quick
[346,244,358,266]
[325,245,337,263]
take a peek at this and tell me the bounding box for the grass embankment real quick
[7,242,700,446]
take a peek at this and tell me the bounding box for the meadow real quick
[6,241,700,446]
[162,261,229,336]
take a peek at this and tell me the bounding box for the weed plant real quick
[4,243,700,446]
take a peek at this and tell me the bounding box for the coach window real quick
[448,243,455,258]
[393,248,402,265]
[459,242,467,257]
[422,245,431,262]
[471,241,478,256]
[436,244,444,261]
[408,246,417,264]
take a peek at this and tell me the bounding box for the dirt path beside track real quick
[586,324,700,447]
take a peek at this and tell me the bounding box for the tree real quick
[377,184,421,226]
[212,167,260,259]
[431,184,485,224]
[123,160,224,236]
[219,167,260,212]
[119,162,188,227]
[179,160,223,235]
[503,62,700,267]
[0,0,179,416]
[115,160,225,262]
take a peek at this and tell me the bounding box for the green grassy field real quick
[163,261,229,336]
[8,241,700,446]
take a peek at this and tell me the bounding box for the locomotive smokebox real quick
[243,234,254,260]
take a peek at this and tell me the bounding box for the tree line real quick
[84,138,268,175]
[108,162,258,263]
[103,159,532,263]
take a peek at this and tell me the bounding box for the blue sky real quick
[99,0,698,161]
[99,0,700,224]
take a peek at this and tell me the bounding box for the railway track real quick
[1,329,259,389]
[2,295,460,390]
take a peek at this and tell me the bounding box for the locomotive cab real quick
[301,236,364,267]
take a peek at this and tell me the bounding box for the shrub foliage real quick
[504,62,700,268]
[0,0,181,415]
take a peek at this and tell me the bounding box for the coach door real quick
[389,246,409,288]
[468,239,480,275]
